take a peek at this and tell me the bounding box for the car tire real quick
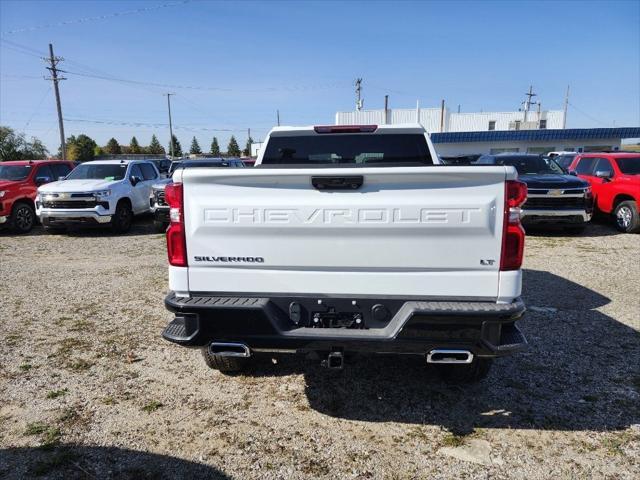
[201,348,250,374]
[434,358,493,383]
[111,200,133,234]
[10,202,35,233]
[614,200,640,233]
[153,220,168,233]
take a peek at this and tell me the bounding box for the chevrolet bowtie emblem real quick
[548,189,563,196]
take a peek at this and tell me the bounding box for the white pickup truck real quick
[36,159,160,233]
[162,124,528,382]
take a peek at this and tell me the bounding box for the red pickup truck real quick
[568,153,640,233]
[0,160,75,233]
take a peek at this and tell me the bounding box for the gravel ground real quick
[1,217,639,479]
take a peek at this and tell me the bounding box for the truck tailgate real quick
[181,166,509,300]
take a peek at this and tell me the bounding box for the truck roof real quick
[268,123,428,137]
[1,159,70,166]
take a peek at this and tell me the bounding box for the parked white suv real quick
[36,159,160,233]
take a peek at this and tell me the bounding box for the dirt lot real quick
[1,218,639,479]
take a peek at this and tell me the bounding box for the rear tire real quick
[10,202,35,233]
[111,200,133,234]
[434,358,493,383]
[614,200,640,233]
[201,348,250,374]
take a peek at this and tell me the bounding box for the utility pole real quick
[276,110,280,126]
[165,93,175,158]
[247,128,251,156]
[44,43,66,160]
[355,78,363,111]
[384,95,389,124]
[522,85,539,123]
[562,85,570,129]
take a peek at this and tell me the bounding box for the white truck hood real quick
[39,179,120,193]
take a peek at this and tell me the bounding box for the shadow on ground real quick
[245,269,640,434]
[0,216,159,238]
[0,445,230,480]
[525,215,620,238]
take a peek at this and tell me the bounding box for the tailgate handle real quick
[312,176,363,190]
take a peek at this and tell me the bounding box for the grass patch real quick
[24,422,62,449]
[602,431,639,456]
[141,400,163,413]
[102,396,116,405]
[55,338,90,357]
[19,363,33,371]
[441,433,466,447]
[67,359,93,371]
[46,388,69,399]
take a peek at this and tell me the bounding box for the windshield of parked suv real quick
[485,155,564,175]
[65,163,127,181]
[555,154,576,170]
[0,165,31,181]
[261,134,433,166]
[615,157,640,175]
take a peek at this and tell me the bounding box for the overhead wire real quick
[1,1,192,36]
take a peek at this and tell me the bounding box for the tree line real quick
[1,125,255,162]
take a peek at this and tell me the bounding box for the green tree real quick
[168,135,182,157]
[65,134,97,162]
[189,136,202,155]
[129,136,141,154]
[243,136,254,157]
[105,138,121,155]
[147,134,165,155]
[94,145,104,157]
[210,137,220,156]
[226,135,241,157]
[0,126,49,161]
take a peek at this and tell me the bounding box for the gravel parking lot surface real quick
[1,218,639,479]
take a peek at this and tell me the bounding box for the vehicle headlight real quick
[0,190,6,198]
[92,189,111,199]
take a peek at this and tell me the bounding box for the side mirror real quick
[568,170,578,176]
[35,176,51,186]
[595,170,611,179]
[130,175,142,186]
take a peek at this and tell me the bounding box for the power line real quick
[62,117,267,133]
[1,1,192,35]
[23,86,52,130]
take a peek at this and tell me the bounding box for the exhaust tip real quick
[208,342,251,358]
[427,349,474,364]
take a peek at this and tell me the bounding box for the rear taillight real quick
[165,182,187,267]
[500,180,527,271]
[314,125,377,134]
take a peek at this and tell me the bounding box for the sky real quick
[0,0,639,154]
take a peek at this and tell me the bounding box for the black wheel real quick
[434,358,493,383]
[153,220,168,233]
[111,200,133,233]
[614,200,640,233]
[10,202,35,233]
[201,348,250,374]
[43,226,67,234]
